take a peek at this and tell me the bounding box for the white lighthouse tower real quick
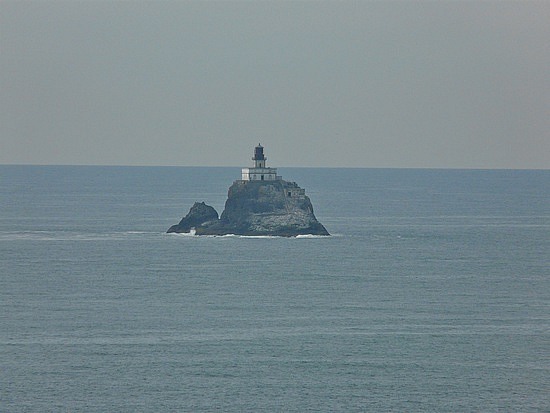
[241,144,280,181]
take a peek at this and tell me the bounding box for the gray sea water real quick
[1,166,548,412]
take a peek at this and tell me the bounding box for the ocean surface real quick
[1,165,548,412]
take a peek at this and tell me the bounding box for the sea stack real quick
[167,144,329,237]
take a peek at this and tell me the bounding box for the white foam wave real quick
[168,231,197,237]
[2,230,337,241]
[0,230,156,241]
[228,234,280,239]
[168,232,333,239]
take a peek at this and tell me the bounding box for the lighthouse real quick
[242,144,279,181]
[253,144,266,168]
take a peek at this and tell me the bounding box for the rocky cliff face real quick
[167,179,329,236]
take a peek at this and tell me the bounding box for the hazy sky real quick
[1,1,548,168]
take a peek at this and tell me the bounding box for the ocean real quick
[1,166,548,412]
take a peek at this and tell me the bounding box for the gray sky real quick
[1,1,548,168]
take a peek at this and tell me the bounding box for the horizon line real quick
[0,163,548,171]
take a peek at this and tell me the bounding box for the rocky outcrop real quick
[167,179,329,237]
[167,202,219,234]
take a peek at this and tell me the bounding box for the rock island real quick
[167,144,329,237]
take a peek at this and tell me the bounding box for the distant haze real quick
[1,1,548,168]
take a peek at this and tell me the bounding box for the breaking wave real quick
[169,232,332,239]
